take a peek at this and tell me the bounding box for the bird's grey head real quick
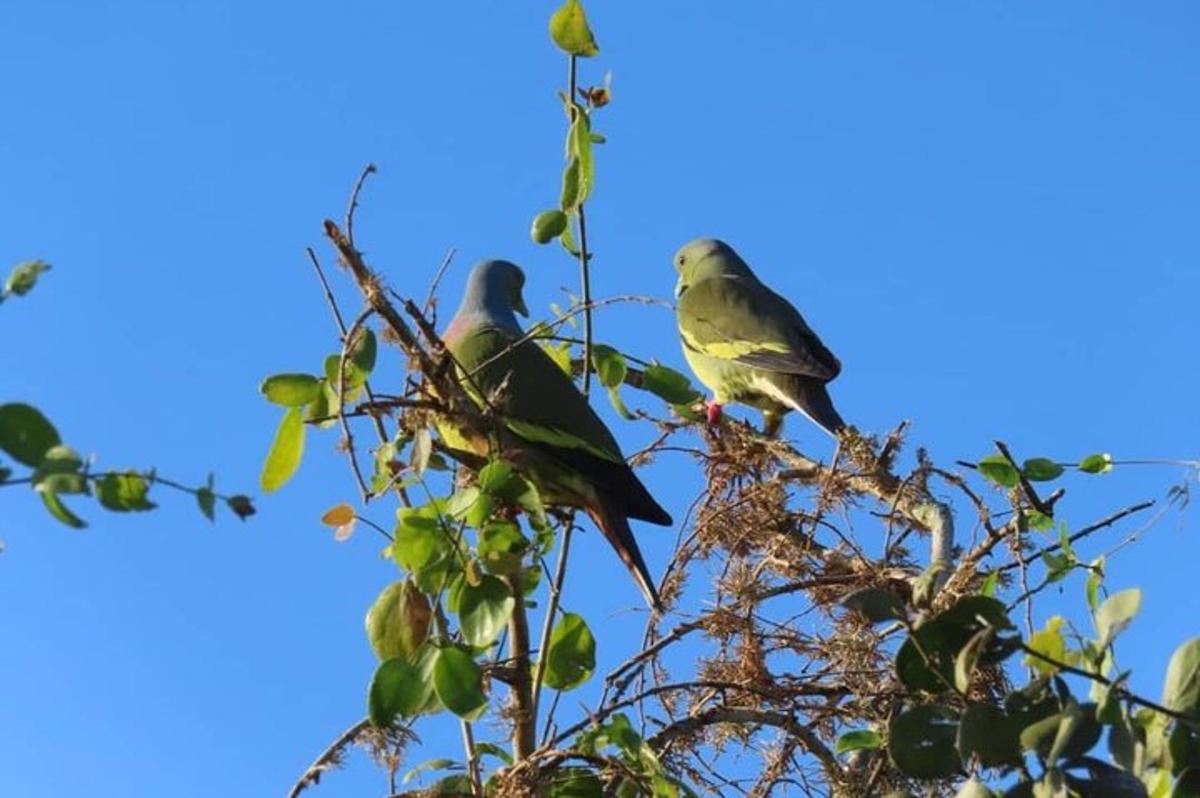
[457,259,529,326]
[672,238,751,297]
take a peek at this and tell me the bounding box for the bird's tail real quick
[584,501,663,613]
[780,377,846,438]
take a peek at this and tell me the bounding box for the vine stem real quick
[567,54,595,396]
[530,524,574,729]
[506,575,537,760]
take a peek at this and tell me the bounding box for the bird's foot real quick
[705,400,723,425]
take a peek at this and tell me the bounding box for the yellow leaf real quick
[1025,615,1067,675]
[321,502,355,527]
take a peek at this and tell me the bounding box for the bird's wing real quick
[450,325,626,464]
[677,275,841,380]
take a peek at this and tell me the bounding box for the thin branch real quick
[336,309,375,502]
[996,500,1155,574]
[506,574,537,761]
[567,54,595,396]
[648,707,841,782]
[531,524,574,730]
[345,163,377,247]
[423,247,457,321]
[1021,644,1198,725]
[288,718,373,798]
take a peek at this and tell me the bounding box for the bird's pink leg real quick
[705,399,723,425]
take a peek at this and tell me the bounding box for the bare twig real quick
[345,163,377,246]
[531,523,574,732]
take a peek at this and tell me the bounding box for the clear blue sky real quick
[2,2,1198,796]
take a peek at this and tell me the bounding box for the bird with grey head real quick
[442,259,672,611]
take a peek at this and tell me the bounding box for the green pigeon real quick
[441,259,672,610]
[672,238,846,438]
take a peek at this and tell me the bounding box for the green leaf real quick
[955,627,995,693]
[410,427,433,477]
[0,402,61,467]
[957,703,1022,767]
[433,646,487,719]
[32,445,87,494]
[324,343,369,399]
[641,364,701,405]
[1079,453,1114,474]
[366,580,432,661]
[408,642,444,716]
[368,657,422,726]
[1162,637,1200,715]
[560,158,582,212]
[570,110,594,205]
[458,575,514,648]
[531,209,569,244]
[542,341,574,376]
[896,596,1015,693]
[841,587,906,624]
[835,729,883,755]
[1042,552,1073,584]
[980,570,1000,598]
[1026,616,1068,675]
[472,741,512,765]
[1095,587,1142,649]
[391,504,461,591]
[560,217,580,256]
[543,612,596,691]
[260,373,322,407]
[546,768,604,798]
[260,407,305,492]
[1019,703,1102,762]
[349,327,377,376]
[606,386,634,420]
[97,471,156,512]
[446,486,490,527]
[1085,557,1105,612]
[3,259,51,297]
[590,345,628,388]
[306,380,338,429]
[978,453,1019,488]
[548,0,599,57]
[196,474,216,521]
[40,489,86,529]
[956,778,998,798]
[477,521,529,576]
[1023,458,1065,482]
[402,758,461,785]
[478,461,517,494]
[1027,510,1055,532]
[887,704,962,779]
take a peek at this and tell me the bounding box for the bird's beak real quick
[514,293,530,318]
[674,278,687,299]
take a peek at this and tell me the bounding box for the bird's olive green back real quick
[676,275,840,380]
[449,325,625,464]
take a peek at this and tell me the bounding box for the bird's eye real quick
[677,256,686,266]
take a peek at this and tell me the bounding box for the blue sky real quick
[2,2,1198,795]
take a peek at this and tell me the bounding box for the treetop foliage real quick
[262,5,1200,798]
